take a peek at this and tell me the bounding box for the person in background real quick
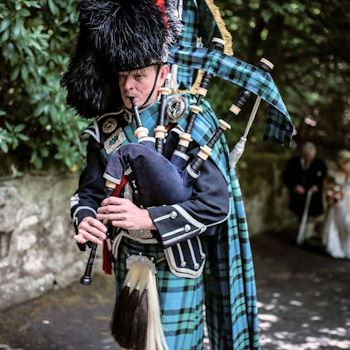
[283,142,328,240]
[322,150,350,259]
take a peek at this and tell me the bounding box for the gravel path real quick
[0,232,349,350]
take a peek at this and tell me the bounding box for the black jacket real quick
[283,156,327,218]
[71,110,230,277]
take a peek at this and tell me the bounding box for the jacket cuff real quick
[147,204,207,248]
[72,207,97,228]
[72,207,97,251]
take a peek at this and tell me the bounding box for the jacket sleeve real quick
[147,157,230,248]
[70,137,106,238]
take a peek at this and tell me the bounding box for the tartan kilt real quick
[114,237,205,350]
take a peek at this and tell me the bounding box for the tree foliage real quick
[0,0,87,172]
[214,0,350,154]
[1,0,349,174]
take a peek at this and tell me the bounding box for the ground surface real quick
[0,231,349,350]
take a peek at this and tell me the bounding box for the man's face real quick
[302,149,316,162]
[118,65,166,109]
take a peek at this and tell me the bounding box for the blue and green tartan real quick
[168,46,293,145]
[115,237,205,350]
[114,97,263,349]
[175,0,198,89]
[180,99,260,349]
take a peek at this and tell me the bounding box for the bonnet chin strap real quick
[141,64,162,108]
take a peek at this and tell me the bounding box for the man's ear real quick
[159,64,170,83]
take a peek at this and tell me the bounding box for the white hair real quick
[302,142,316,153]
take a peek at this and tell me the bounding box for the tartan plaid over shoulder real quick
[178,98,260,349]
[176,0,230,89]
[168,46,294,145]
[175,0,198,88]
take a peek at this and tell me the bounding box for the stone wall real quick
[0,152,296,310]
[237,151,298,235]
[0,172,89,310]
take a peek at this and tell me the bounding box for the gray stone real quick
[0,172,85,310]
[0,273,55,310]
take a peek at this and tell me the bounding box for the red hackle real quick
[102,175,129,274]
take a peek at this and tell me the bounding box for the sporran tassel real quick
[110,255,168,350]
[111,285,131,346]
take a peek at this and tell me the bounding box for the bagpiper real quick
[62,0,293,349]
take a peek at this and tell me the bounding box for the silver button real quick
[184,224,191,232]
[170,211,177,219]
[180,262,187,267]
[194,263,199,270]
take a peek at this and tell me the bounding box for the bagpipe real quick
[78,37,293,349]
[80,38,288,285]
[80,38,277,284]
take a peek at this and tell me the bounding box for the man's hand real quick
[97,197,155,230]
[74,217,107,245]
[295,185,305,194]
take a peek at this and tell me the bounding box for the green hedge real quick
[0,0,88,172]
[0,0,241,174]
[0,0,296,175]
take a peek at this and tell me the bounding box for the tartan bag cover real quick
[168,45,293,145]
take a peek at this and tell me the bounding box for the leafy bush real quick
[217,0,350,153]
[0,0,88,172]
[4,0,349,174]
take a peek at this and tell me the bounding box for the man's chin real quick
[123,97,141,109]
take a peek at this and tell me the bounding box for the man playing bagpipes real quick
[62,0,293,349]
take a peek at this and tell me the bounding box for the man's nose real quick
[122,76,135,93]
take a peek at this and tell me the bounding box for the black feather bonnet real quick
[61,0,181,118]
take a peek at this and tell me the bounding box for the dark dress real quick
[283,156,328,219]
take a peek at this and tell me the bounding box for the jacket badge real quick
[102,118,118,134]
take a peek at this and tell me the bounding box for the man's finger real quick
[79,231,104,245]
[78,223,106,240]
[84,225,106,240]
[111,220,131,229]
[101,197,129,206]
[84,217,108,233]
[96,213,108,221]
[106,213,127,221]
[74,234,87,244]
[98,205,126,214]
